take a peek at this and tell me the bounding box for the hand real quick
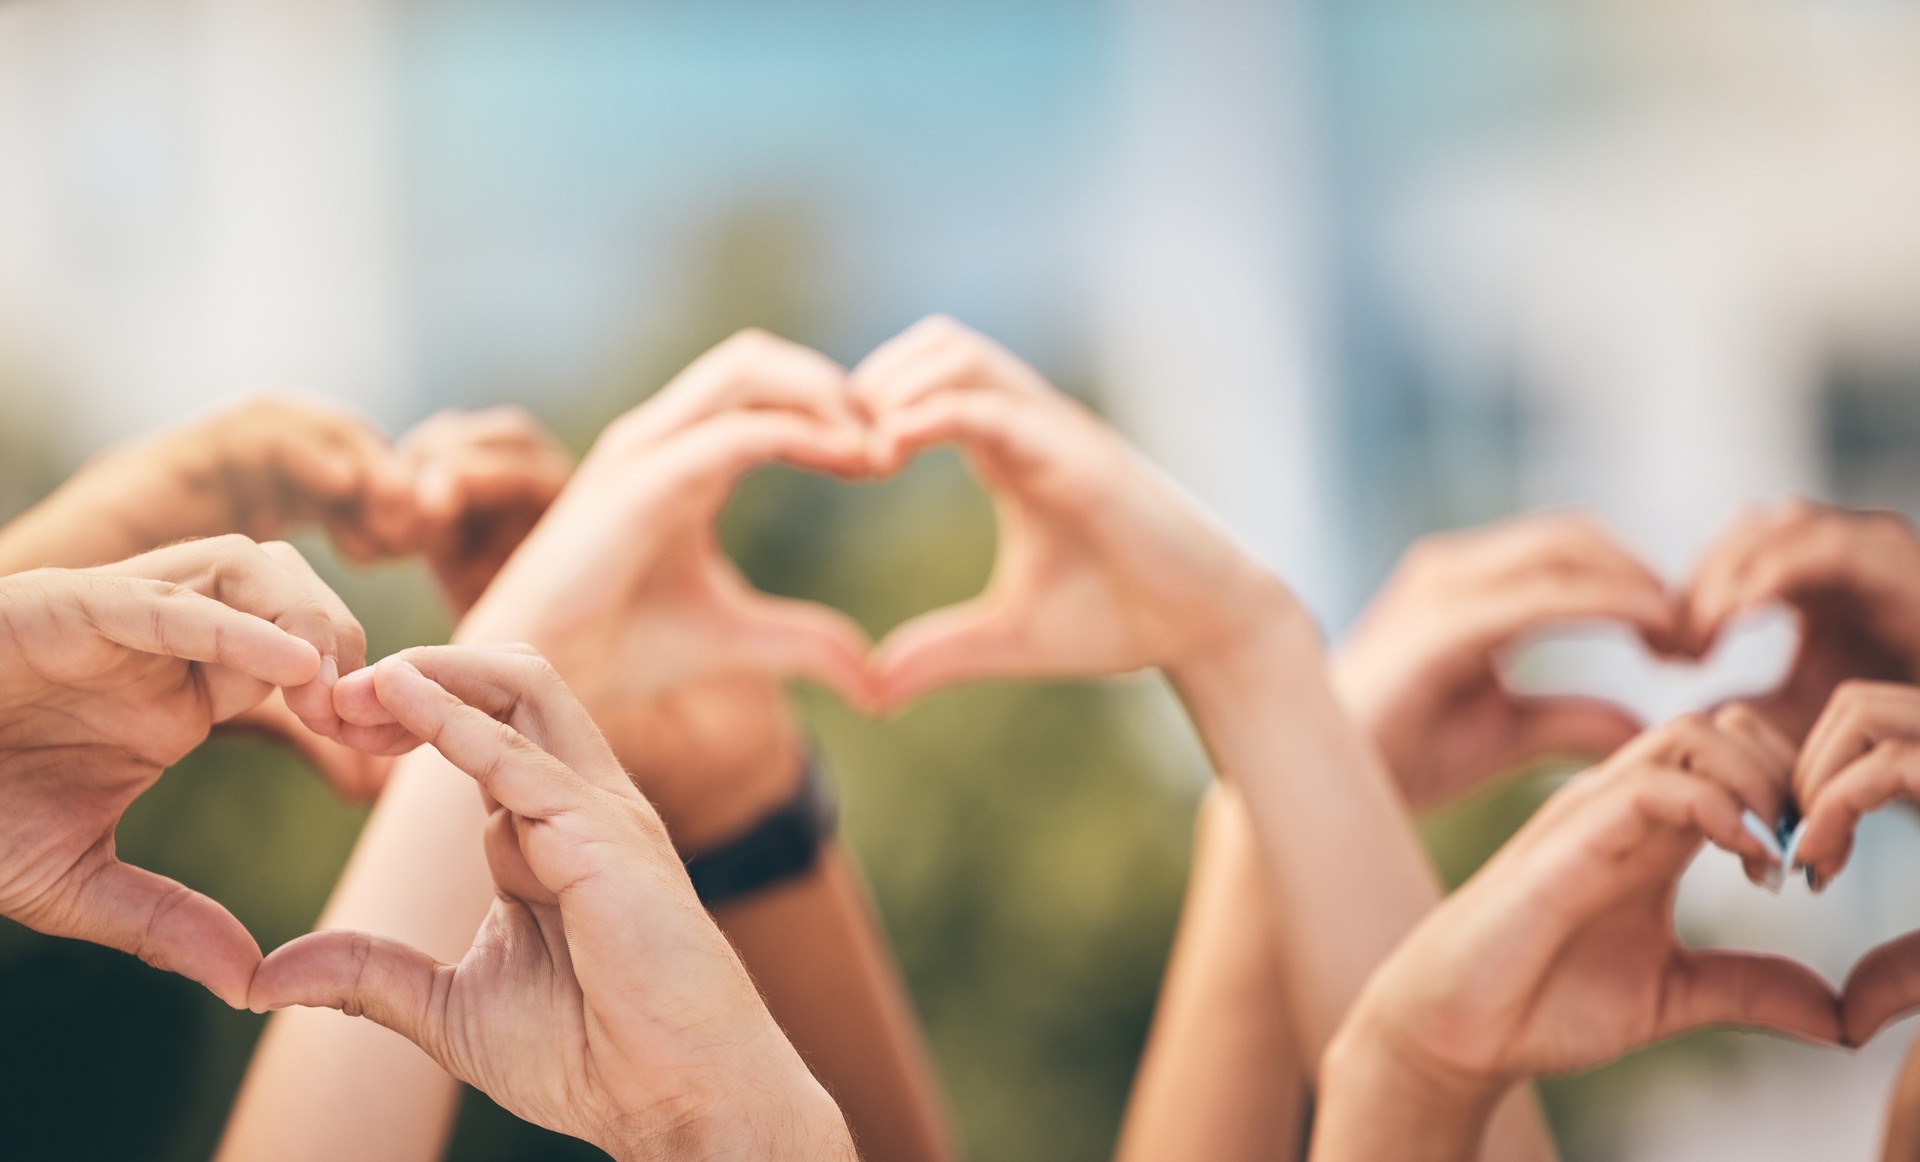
[399,406,576,615]
[1787,680,1920,1043]
[1327,708,1836,1125]
[1687,499,1920,740]
[1335,513,1678,810]
[852,316,1299,708]
[249,646,857,1161]
[221,690,393,803]
[456,330,871,850]
[0,396,418,573]
[0,535,372,1006]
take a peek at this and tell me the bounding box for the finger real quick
[247,930,446,1057]
[1472,573,1680,654]
[421,445,568,513]
[611,330,857,451]
[1712,701,1800,776]
[728,591,874,710]
[1843,931,1920,1045]
[220,690,394,801]
[1507,696,1643,766]
[1626,764,1778,868]
[77,576,321,692]
[1796,742,1920,884]
[367,649,622,805]
[1664,950,1842,1046]
[869,597,1031,710]
[258,406,416,557]
[1794,681,1920,812]
[1645,714,1791,833]
[109,536,352,674]
[55,860,263,1009]
[1684,503,1791,652]
[640,410,871,505]
[850,315,1052,417]
[869,389,1051,480]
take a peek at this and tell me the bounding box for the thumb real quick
[1665,949,1842,1046]
[870,597,1028,711]
[731,593,874,710]
[1843,931,1920,1046]
[54,860,262,1009]
[1509,696,1643,766]
[249,930,448,1056]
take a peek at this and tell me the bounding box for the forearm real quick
[712,844,954,1162]
[1311,1018,1504,1162]
[219,748,494,1162]
[1167,603,1439,1061]
[1167,602,1556,1160]
[1115,785,1305,1162]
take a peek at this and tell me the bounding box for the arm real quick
[713,845,954,1161]
[851,318,1559,1159]
[222,331,952,1162]
[1114,787,1308,1162]
[216,747,492,1161]
[0,396,416,573]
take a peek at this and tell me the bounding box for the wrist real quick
[1164,585,1322,707]
[604,1052,855,1162]
[1314,1007,1507,1162]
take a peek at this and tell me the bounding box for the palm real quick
[1510,893,1688,1075]
[1759,600,1914,740]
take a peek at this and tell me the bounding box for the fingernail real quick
[1762,864,1785,894]
[318,655,339,689]
[1809,867,1824,893]
[1741,810,1785,863]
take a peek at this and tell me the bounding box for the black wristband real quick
[683,755,838,908]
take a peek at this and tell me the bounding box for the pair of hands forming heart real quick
[1304,504,1920,1158]
[451,317,1296,850]
[1335,500,1920,813]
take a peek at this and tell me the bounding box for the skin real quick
[0,396,572,802]
[0,535,369,1006]
[399,406,576,617]
[849,318,1554,1158]
[1789,681,1920,1045]
[1685,499,1920,742]
[223,330,952,1162]
[0,396,418,574]
[248,646,858,1162]
[1336,512,1676,811]
[1312,709,1842,1162]
[1124,513,1678,1161]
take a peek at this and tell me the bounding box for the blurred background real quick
[3,0,1920,1158]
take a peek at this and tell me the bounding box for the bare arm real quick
[217,749,490,1162]
[1114,786,1307,1162]
[715,845,954,1162]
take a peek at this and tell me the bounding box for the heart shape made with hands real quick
[719,446,998,705]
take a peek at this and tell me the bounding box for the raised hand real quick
[399,406,575,615]
[0,396,418,573]
[1784,680,1920,1044]
[1687,499,1920,740]
[249,646,857,1161]
[1335,513,1678,809]
[456,329,873,849]
[0,535,369,1007]
[1312,708,1838,1161]
[851,316,1297,708]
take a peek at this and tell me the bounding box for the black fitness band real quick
[684,755,838,908]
